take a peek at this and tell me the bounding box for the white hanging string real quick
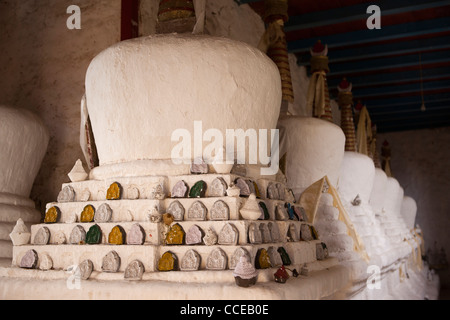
[419,53,426,112]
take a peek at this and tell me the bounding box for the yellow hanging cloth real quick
[306,71,327,118]
[297,178,325,224]
[412,229,425,271]
[298,176,370,262]
[356,106,373,156]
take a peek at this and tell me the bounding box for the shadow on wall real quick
[377,126,450,288]
[0,1,122,214]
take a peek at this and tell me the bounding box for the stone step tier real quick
[29,220,314,246]
[47,198,305,225]
[12,239,325,274]
[57,173,291,203]
[10,172,329,282]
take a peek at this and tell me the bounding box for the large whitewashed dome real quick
[337,152,376,205]
[85,34,282,171]
[277,116,346,198]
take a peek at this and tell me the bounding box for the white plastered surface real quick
[85,34,282,166]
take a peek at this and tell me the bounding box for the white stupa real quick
[0,106,49,261]
[1,33,350,300]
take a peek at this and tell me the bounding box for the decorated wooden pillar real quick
[260,0,294,109]
[338,78,357,152]
[306,40,333,123]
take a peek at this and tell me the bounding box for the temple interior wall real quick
[0,0,122,213]
[0,0,448,290]
[378,128,450,288]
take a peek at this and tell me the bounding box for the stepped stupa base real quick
[0,259,349,300]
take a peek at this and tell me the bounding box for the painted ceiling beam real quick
[379,116,450,125]
[327,66,450,89]
[365,92,450,108]
[371,107,450,121]
[327,50,450,77]
[297,35,450,65]
[288,17,450,53]
[285,0,450,32]
[367,98,450,113]
[369,102,450,116]
[377,120,450,132]
[374,114,450,133]
[353,79,450,99]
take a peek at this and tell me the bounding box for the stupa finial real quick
[338,78,356,152]
[156,0,205,34]
[306,40,333,122]
[258,0,294,112]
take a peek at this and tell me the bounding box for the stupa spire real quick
[355,102,376,159]
[259,0,294,111]
[156,0,205,34]
[306,40,333,123]
[338,78,357,152]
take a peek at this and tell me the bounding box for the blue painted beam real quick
[371,106,450,120]
[326,50,450,78]
[285,0,450,32]
[365,93,450,108]
[327,66,450,89]
[288,17,450,53]
[377,120,450,132]
[373,112,450,132]
[376,115,450,126]
[297,36,450,65]
[352,78,450,99]
[367,98,450,113]
[369,102,450,116]
[379,115,450,124]
[378,116,450,125]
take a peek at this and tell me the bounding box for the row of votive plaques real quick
[158,245,293,272]
[18,249,146,281]
[172,177,294,201]
[57,182,165,203]
[165,222,319,246]
[167,199,307,222]
[32,223,146,246]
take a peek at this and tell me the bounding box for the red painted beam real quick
[286,5,450,43]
